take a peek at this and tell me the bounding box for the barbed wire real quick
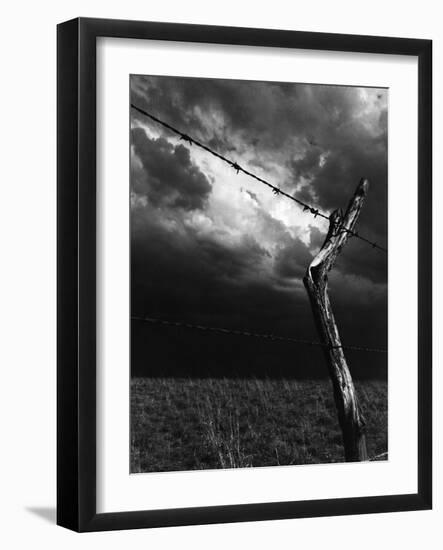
[132,316,388,354]
[131,103,387,254]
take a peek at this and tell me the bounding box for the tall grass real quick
[130,377,387,473]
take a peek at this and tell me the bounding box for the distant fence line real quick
[132,316,388,354]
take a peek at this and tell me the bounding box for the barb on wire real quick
[179,133,193,145]
[131,316,388,354]
[230,161,242,173]
[131,103,387,254]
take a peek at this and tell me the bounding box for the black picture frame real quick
[57,17,432,532]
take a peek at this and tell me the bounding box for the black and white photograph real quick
[129,75,388,473]
[1,2,437,544]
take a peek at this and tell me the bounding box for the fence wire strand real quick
[132,316,388,354]
[131,103,388,254]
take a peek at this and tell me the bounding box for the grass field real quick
[130,377,387,473]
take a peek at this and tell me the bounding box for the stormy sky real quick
[130,75,388,378]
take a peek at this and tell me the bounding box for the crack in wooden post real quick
[303,178,370,462]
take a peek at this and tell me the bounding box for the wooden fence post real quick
[303,178,369,462]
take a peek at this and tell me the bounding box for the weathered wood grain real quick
[304,178,369,461]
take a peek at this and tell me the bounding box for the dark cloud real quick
[131,205,298,332]
[131,76,387,245]
[297,137,388,235]
[132,76,322,155]
[130,75,388,379]
[274,239,314,280]
[243,189,260,205]
[131,128,212,211]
